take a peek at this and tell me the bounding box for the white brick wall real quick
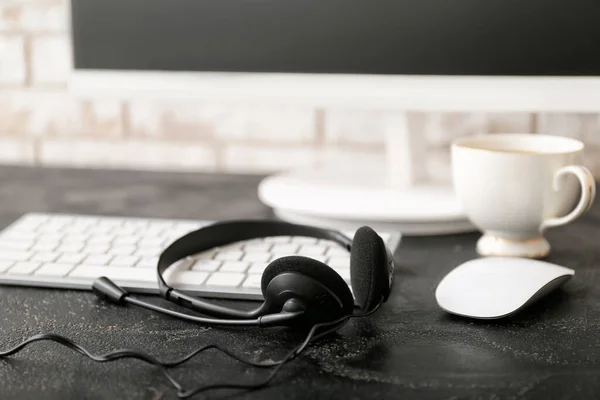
[31,35,72,84]
[323,109,386,145]
[419,112,534,148]
[0,0,599,178]
[130,100,316,143]
[486,113,534,134]
[0,0,67,32]
[130,100,220,140]
[537,113,600,146]
[223,144,319,173]
[0,91,122,137]
[211,105,316,143]
[0,35,26,84]
[39,139,218,171]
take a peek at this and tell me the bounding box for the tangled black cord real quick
[0,303,381,399]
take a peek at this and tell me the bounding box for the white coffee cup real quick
[451,133,596,258]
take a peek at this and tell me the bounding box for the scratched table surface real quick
[0,165,599,400]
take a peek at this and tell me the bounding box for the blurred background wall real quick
[0,0,599,181]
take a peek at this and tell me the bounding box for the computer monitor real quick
[68,0,600,235]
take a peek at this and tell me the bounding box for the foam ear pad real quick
[350,226,392,311]
[262,256,355,316]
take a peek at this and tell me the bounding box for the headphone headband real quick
[156,220,354,303]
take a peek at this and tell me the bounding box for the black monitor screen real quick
[71,0,600,76]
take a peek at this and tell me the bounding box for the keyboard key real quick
[205,272,245,288]
[332,268,351,281]
[326,246,349,257]
[34,263,75,277]
[87,226,113,235]
[318,239,337,247]
[122,219,149,229]
[97,218,123,228]
[243,243,272,252]
[83,254,112,265]
[242,252,271,263]
[8,262,41,275]
[16,214,48,226]
[113,226,137,235]
[113,235,140,245]
[174,222,204,231]
[248,262,268,274]
[215,243,245,252]
[190,259,221,272]
[309,255,329,263]
[165,270,208,286]
[69,265,156,282]
[242,274,262,289]
[144,227,164,236]
[163,236,183,246]
[0,260,14,273]
[47,215,73,225]
[138,237,163,247]
[109,255,140,267]
[84,244,109,254]
[72,217,98,226]
[166,227,193,237]
[62,224,88,234]
[111,245,136,256]
[46,217,70,225]
[0,249,31,261]
[0,231,37,241]
[329,256,350,268]
[167,259,193,272]
[31,242,58,252]
[220,261,249,272]
[63,233,89,242]
[137,256,158,268]
[149,221,174,230]
[263,236,290,244]
[0,240,31,250]
[242,238,264,245]
[214,251,244,262]
[30,252,60,263]
[37,224,63,233]
[36,234,63,244]
[57,253,86,264]
[298,245,325,255]
[318,238,338,246]
[190,250,216,260]
[271,244,299,254]
[136,246,161,257]
[57,243,85,253]
[291,236,318,244]
[87,234,114,244]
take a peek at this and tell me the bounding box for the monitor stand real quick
[258,111,475,235]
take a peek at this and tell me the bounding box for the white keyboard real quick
[0,213,401,301]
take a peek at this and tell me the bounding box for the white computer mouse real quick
[435,257,574,319]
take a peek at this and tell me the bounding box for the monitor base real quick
[257,162,476,236]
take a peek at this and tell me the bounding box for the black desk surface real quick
[0,165,599,400]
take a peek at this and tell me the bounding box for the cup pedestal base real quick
[476,234,550,258]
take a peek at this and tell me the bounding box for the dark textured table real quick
[0,165,599,400]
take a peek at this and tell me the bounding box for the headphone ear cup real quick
[350,226,393,312]
[262,256,355,318]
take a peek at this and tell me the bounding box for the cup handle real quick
[540,165,596,231]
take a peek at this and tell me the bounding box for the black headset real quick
[1,219,396,398]
[92,219,395,332]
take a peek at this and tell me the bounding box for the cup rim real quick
[452,133,584,155]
